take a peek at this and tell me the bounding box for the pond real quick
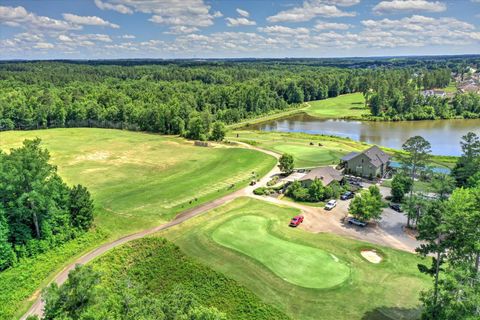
[248,113,480,156]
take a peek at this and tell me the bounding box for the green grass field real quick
[160,197,430,320]
[212,215,350,289]
[231,130,374,168]
[305,93,370,119]
[0,128,276,319]
[0,128,276,237]
[230,130,457,169]
[89,237,288,319]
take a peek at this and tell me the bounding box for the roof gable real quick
[343,145,390,168]
[300,166,343,186]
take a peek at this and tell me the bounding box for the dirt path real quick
[21,144,280,320]
[21,143,418,319]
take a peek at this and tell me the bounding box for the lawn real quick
[212,215,350,289]
[160,197,431,320]
[0,128,276,237]
[442,81,457,93]
[89,238,288,319]
[229,130,457,169]
[0,128,276,319]
[231,130,374,168]
[305,93,370,119]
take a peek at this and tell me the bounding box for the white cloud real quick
[225,18,257,27]
[359,15,479,47]
[373,0,446,14]
[314,21,351,30]
[58,34,73,42]
[34,42,54,49]
[120,34,136,39]
[213,11,223,18]
[62,13,119,28]
[267,0,356,23]
[94,0,133,14]
[98,0,217,28]
[78,33,113,42]
[225,17,256,27]
[0,5,79,31]
[258,25,310,35]
[236,8,250,17]
[322,0,360,6]
[164,26,200,34]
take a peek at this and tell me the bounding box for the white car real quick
[325,199,337,210]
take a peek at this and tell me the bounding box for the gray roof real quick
[362,145,390,167]
[300,166,343,186]
[342,145,390,168]
[341,152,359,161]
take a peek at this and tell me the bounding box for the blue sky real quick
[0,0,479,59]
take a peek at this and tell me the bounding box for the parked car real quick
[389,203,403,212]
[249,180,257,186]
[340,191,354,200]
[325,200,337,210]
[347,217,368,227]
[289,215,304,227]
[351,181,364,188]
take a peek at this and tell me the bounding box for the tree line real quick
[0,139,94,271]
[0,62,360,136]
[364,68,480,120]
[2,61,478,138]
[386,133,479,319]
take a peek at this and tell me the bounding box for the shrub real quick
[253,187,268,195]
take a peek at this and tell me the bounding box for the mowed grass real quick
[160,197,430,320]
[0,128,276,237]
[231,130,370,168]
[305,93,370,119]
[212,215,350,289]
[0,128,276,319]
[230,130,457,169]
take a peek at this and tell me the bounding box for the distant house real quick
[299,166,343,187]
[421,90,446,98]
[459,83,480,94]
[341,146,390,178]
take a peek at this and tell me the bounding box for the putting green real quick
[212,215,350,289]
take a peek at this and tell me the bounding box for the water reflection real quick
[249,113,480,156]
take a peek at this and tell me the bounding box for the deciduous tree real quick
[278,154,294,175]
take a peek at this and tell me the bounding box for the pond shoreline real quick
[244,114,480,157]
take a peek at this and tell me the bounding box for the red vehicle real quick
[289,215,304,227]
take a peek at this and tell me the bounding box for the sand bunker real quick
[361,250,383,264]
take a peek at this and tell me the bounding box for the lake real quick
[249,113,480,156]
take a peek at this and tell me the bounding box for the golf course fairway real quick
[212,215,350,289]
[160,197,430,320]
[0,128,277,319]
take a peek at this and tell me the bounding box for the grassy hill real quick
[305,93,370,119]
[0,128,276,237]
[0,128,276,319]
[89,237,289,319]
[160,197,430,320]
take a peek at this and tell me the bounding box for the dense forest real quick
[0,58,479,138]
[0,139,94,271]
[364,68,480,120]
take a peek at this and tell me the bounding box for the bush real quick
[266,176,279,187]
[253,187,268,195]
